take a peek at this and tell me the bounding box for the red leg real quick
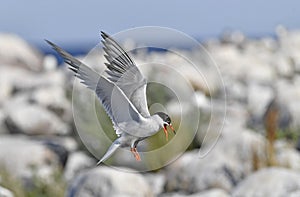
[134,148,141,161]
[130,148,141,161]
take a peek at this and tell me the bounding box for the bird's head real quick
[155,112,176,141]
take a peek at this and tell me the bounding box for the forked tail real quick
[97,140,121,165]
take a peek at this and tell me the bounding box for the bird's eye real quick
[167,118,171,124]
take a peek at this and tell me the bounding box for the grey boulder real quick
[0,33,43,72]
[0,136,61,183]
[0,186,14,197]
[232,167,300,197]
[64,151,96,182]
[5,104,69,135]
[165,126,266,193]
[160,189,229,197]
[66,166,153,197]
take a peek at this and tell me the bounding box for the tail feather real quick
[97,140,121,165]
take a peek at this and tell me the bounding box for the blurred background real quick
[1,1,300,197]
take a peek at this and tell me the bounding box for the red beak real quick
[163,124,176,141]
[169,124,176,134]
[163,125,168,141]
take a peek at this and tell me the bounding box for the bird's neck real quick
[143,114,163,136]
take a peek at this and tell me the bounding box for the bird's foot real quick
[130,148,141,161]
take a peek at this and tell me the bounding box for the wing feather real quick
[46,40,142,135]
[101,31,150,117]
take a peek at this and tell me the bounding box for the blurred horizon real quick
[1,0,299,50]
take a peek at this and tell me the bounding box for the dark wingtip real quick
[45,39,55,47]
[45,39,61,52]
[101,31,109,40]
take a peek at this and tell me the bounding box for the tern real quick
[46,31,175,165]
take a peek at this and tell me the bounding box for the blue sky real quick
[1,0,299,46]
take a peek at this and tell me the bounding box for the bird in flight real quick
[46,31,175,165]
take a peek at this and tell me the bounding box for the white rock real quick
[166,101,191,116]
[42,140,69,167]
[277,79,300,129]
[66,166,153,197]
[43,55,57,71]
[246,62,275,83]
[0,76,12,105]
[261,37,278,51]
[290,52,300,73]
[5,104,69,135]
[29,136,78,164]
[278,29,300,52]
[225,102,249,127]
[272,54,294,78]
[64,151,96,182]
[0,33,43,72]
[0,186,14,197]
[0,67,30,97]
[0,135,60,181]
[143,49,221,96]
[160,189,229,197]
[290,191,300,197]
[232,168,300,197]
[196,189,230,197]
[221,31,245,45]
[0,66,65,95]
[30,86,72,122]
[194,91,210,108]
[53,137,78,152]
[165,126,266,193]
[287,101,300,129]
[0,110,9,134]
[210,43,276,83]
[2,92,30,114]
[247,83,274,118]
[159,192,187,197]
[144,173,166,195]
[276,142,300,170]
[225,78,247,102]
[13,70,65,92]
[277,29,300,73]
[196,99,228,147]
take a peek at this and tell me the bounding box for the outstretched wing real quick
[46,40,142,135]
[101,31,150,118]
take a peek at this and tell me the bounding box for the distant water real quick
[39,32,277,65]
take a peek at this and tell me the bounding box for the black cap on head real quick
[155,112,171,125]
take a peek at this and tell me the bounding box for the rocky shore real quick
[0,27,300,197]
